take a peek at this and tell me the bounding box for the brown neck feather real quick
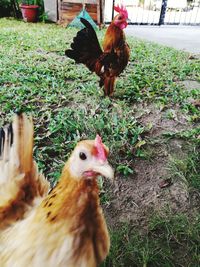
[38,165,100,224]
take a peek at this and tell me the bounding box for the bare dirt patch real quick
[181,80,200,92]
[104,99,199,228]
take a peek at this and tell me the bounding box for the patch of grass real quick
[164,127,200,141]
[102,213,200,267]
[169,144,200,191]
[117,42,200,107]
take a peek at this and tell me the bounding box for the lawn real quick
[0,18,200,266]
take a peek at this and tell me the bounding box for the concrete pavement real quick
[125,25,200,54]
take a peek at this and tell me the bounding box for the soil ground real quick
[104,79,200,228]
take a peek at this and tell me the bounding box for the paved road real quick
[125,25,200,54]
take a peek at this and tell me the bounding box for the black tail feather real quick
[65,18,102,71]
[0,128,5,157]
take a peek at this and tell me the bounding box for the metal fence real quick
[105,0,200,25]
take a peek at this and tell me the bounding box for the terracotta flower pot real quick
[20,5,39,22]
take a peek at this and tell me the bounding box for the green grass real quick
[0,18,200,266]
[169,145,200,191]
[101,212,200,267]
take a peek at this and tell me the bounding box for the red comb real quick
[94,135,107,161]
[114,4,128,19]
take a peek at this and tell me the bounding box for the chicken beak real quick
[92,161,114,180]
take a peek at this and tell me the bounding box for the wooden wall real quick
[58,0,105,26]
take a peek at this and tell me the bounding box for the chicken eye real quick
[79,152,87,160]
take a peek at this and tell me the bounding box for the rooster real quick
[0,113,114,267]
[65,5,130,96]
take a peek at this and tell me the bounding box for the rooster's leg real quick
[103,77,115,96]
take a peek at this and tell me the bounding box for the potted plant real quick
[20,0,39,22]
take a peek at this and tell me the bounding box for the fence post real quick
[112,0,115,20]
[159,0,168,25]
